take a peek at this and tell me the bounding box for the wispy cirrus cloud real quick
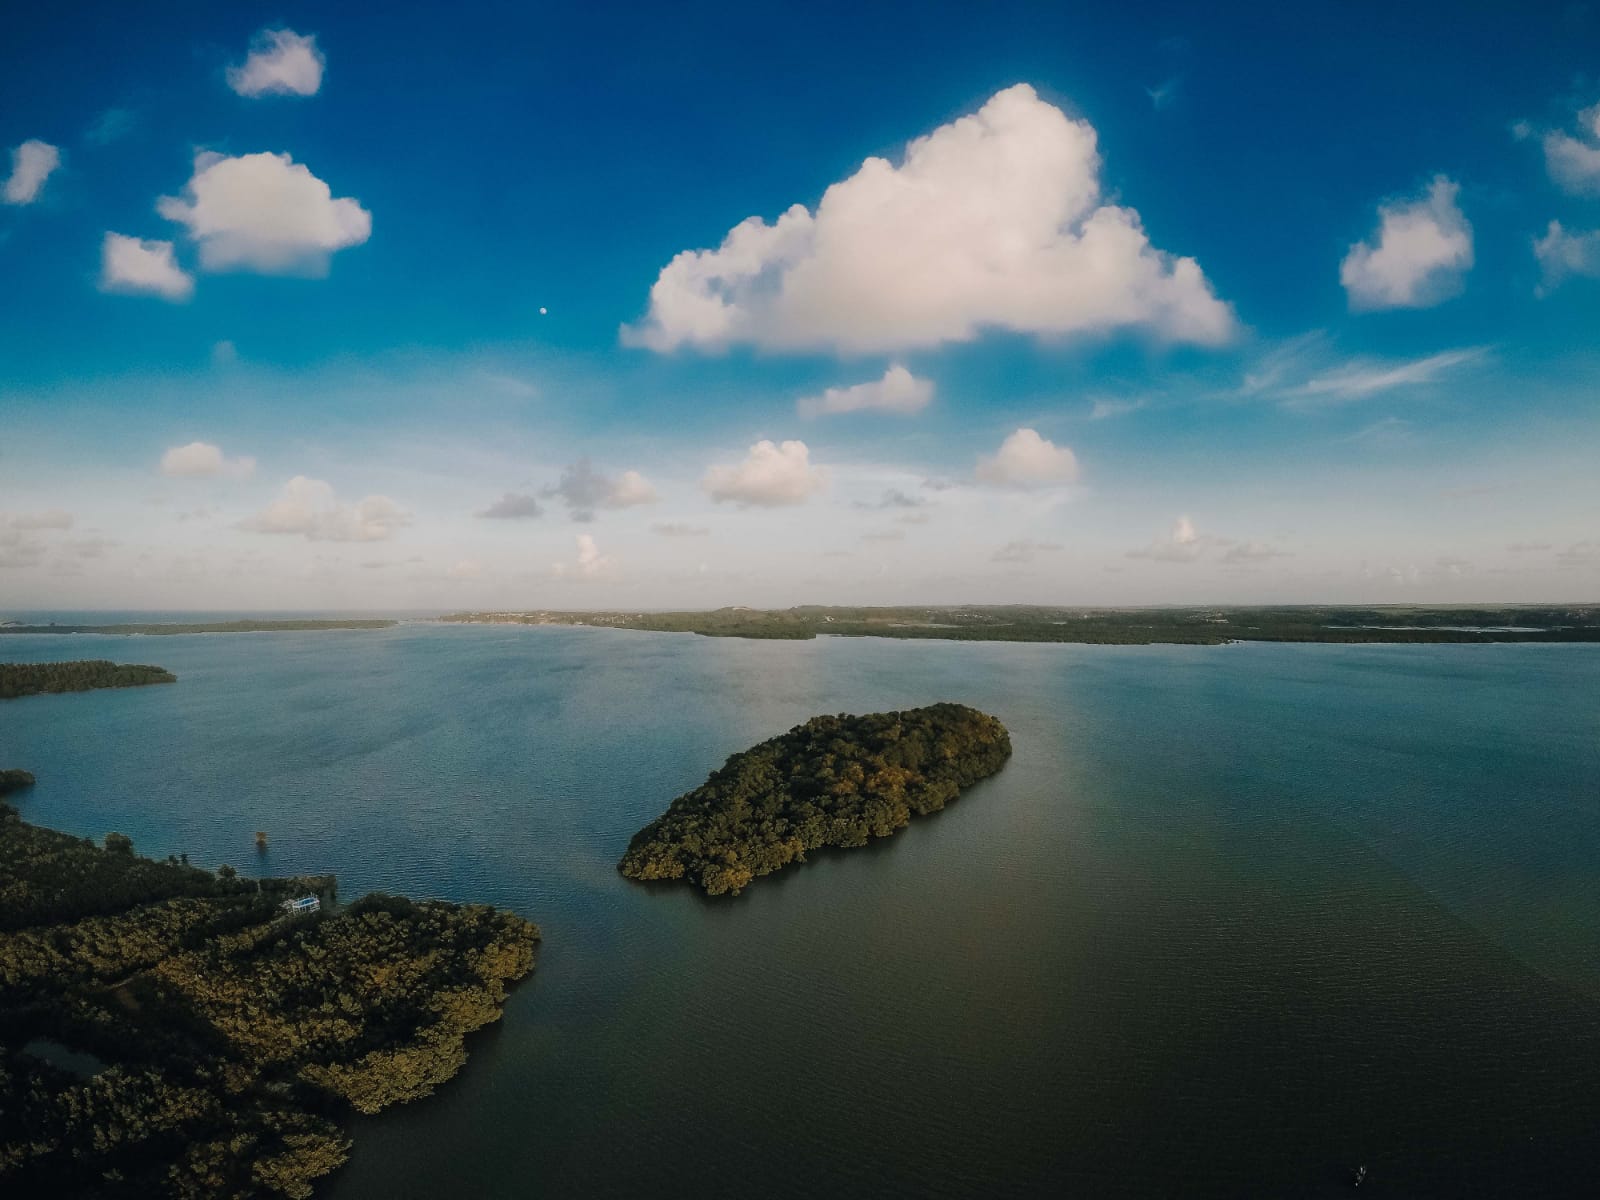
[1239,333,1490,408]
[1281,347,1489,406]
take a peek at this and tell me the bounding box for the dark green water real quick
[3,627,1598,1197]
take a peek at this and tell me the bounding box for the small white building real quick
[281,895,320,915]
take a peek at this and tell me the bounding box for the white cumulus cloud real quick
[1533,220,1600,294]
[100,233,194,300]
[798,365,934,417]
[158,152,371,274]
[624,83,1234,353]
[542,459,658,520]
[553,533,613,578]
[1128,514,1206,563]
[975,428,1079,487]
[240,476,408,542]
[159,441,256,479]
[3,139,61,205]
[1340,176,1473,311]
[703,439,827,507]
[1542,102,1600,196]
[227,29,325,98]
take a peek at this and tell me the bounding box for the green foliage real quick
[619,703,1012,895]
[0,769,34,797]
[0,806,539,1198]
[0,660,176,700]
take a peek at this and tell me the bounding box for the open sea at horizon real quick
[3,624,1598,1197]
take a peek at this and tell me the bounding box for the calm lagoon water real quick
[3,626,1598,1197]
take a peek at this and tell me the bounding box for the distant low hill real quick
[442,603,1600,645]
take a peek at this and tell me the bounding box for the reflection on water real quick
[4,628,1599,1197]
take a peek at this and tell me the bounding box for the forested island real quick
[0,619,397,637]
[0,797,539,1198]
[620,703,1012,896]
[443,604,1600,645]
[0,770,34,796]
[1,661,177,700]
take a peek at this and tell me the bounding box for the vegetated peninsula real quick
[0,770,34,796]
[1,660,176,700]
[620,703,1012,896]
[443,603,1600,645]
[0,798,539,1199]
[0,619,397,637]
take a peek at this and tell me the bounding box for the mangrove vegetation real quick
[0,800,539,1198]
[619,703,1012,896]
[1,661,176,700]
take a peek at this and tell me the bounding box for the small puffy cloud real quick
[3,139,61,205]
[798,365,934,417]
[975,428,1079,487]
[624,83,1233,353]
[1222,540,1291,564]
[1089,396,1145,420]
[1507,541,1551,553]
[543,459,658,521]
[0,511,71,570]
[553,533,612,578]
[652,522,709,536]
[158,152,371,274]
[227,29,325,98]
[212,340,238,366]
[992,539,1062,563]
[241,476,408,542]
[477,492,544,520]
[861,529,906,543]
[160,441,255,479]
[1129,514,1206,563]
[2,510,74,531]
[0,538,46,569]
[853,488,926,511]
[703,439,827,507]
[86,107,137,146]
[100,233,194,300]
[1542,102,1600,195]
[1341,176,1473,310]
[1533,220,1600,294]
[1556,541,1600,569]
[67,537,117,559]
[446,559,484,580]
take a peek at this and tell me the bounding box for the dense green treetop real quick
[0,661,176,700]
[0,801,538,1198]
[0,770,34,797]
[620,703,1012,896]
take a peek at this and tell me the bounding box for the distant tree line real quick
[441,604,1600,645]
[0,661,176,700]
[620,703,1012,896]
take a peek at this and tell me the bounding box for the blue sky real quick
[2,1,1598,609]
